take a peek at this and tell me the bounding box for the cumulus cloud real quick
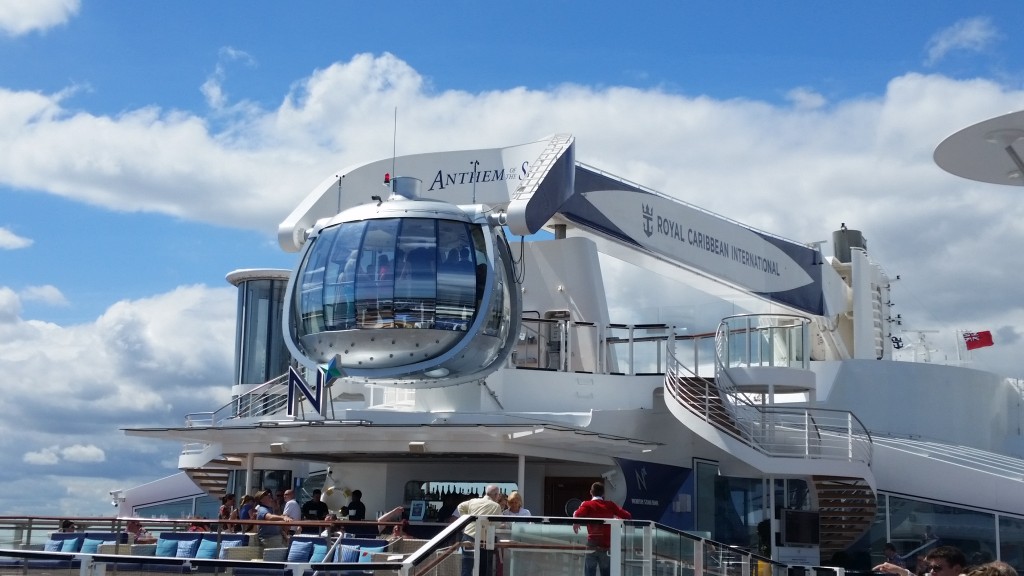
[785,87,827,110]
[201,46,258,111]
[61,444,106,463]
[925,17,998,66]
[22,444,102,465]
[0,226,32,249]
[0,0,79,36]
[23,446,60,465]
[20,284,68,306]
[0,283,235,513]
[0,286,20,323]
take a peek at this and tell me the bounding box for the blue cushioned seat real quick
[232,536,381,576]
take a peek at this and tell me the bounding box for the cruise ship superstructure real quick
[120,113,1024,572]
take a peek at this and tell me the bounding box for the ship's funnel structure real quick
[282,181,522,388]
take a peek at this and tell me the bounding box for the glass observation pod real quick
[283,177,522,387]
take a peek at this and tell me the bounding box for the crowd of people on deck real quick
[74,481,1016,576]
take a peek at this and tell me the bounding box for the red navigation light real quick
[384,173,391,184]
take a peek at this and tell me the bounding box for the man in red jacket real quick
[573,482,631,576]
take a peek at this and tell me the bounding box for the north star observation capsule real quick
[282,178,522,387]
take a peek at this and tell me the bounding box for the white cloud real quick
[22,444,103,465]
[925,16,998,66]
[201,46,257,111]
[0,286,20,323]
[0,0,79,36]
[61,444,106,463]
[0,284,235,513]
[0,226,32,249]
[23,446,59,465]
[20,284,68,306]
[785,87,827,111]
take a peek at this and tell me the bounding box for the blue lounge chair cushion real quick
[155,538,179,557]
[218,539,243,559]
[195,539,219,559]
[358,545,386,562]
[61,537,82,552]
[339,544,360,563]
[43,539,62,552]
[287,540,313,562]
[81,538,108,554]
[310,543,330,563]
[176,538,199,558]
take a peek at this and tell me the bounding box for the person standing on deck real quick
[254,489,291,548]
[456,485,503,576]
[281,489,301,539]
[300,489,330,534]
[573,482,632,576]
[347,490,367,520]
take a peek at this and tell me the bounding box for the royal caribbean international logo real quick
[642,204,654,237]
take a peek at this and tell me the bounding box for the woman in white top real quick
[502,491,531,516]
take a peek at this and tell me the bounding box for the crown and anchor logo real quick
[642,204,654,237]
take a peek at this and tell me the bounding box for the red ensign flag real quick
[963,330,994,351]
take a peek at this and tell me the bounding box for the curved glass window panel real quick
[295,226,337,337]
[354,219,399,328]
[394,219,438,328]
[436,220,478,330]
[470,225,488,304]
[482,263,507,339]
[323,221,366,331]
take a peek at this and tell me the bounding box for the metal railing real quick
[185,373,290,429]
[716,313,811,371]
[665,314,872,465]
[0,513,822,576]
[185,317,721,430]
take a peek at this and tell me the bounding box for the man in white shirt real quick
[456,486,503,576]
[282,489,301,539]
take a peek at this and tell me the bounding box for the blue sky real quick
[2,0,1024,516]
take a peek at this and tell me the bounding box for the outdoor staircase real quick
[664,314,877,560]
[814,476,877,560]
[184,457,245,499]
[665,373,746,439]
[667,369,878,558]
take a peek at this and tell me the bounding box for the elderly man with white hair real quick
[456,485,503,576]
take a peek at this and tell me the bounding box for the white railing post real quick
[628,325,635,376]
[848,412,854,460]
[562,320,570,372]
[668,331,676,377]
[642,523,653,576]
[610,519,622,576]
[704,377,711,423]
[694,335,700,378]
[804,410,811,457]
[693,538,704,576]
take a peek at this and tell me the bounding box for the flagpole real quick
[955,329,963,364]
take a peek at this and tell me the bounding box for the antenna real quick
[391,107,398,193]
[470,160,480,203]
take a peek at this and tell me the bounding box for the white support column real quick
[517,455,525,497]
[245,454,254,495]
